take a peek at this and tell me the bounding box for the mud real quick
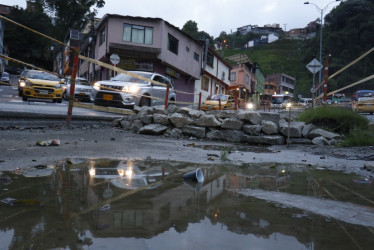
[0,126,373,178]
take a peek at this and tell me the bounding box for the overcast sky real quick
[2,0,342,37]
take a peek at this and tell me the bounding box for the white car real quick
[63,77,93,102]
[1,72,10,83]
[93,71,177,109]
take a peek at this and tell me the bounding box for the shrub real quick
[298,106,369,134]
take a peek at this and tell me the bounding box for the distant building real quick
[0,4,13,73]
[285,21,317,40]
[194,48,232,104]
[244,33,279,48]
[237,24,282,35]
[266,73,295,98]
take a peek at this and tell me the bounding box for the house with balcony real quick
[82,14,203,105]
[225,54,257,102]
[194,48,232,104]
[265,73,295,97]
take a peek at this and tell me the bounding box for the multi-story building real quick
[226,54,257,101]
[81,14,203,105]
[194,48,232,104]
[265,73,295,97]
[0,4,13,73]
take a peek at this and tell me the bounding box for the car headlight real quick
[122,85,139,94]
[246,103,254,109]
[55,84,62,89]
[286,102,292,108]
[93,82,101,90]
[19,81,26,87]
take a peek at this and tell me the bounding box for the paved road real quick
[0,84,124,128]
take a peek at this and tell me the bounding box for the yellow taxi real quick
[201,94,236,111]
[352,97,374,115]
[21,70,64,103]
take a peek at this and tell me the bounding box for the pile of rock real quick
[114,105,342,146]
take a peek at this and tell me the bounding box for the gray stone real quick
[221,130,247,142]
[170,128,183,138]
[140,115,154,125]
[169,113,193,128]
[242,135,285,145]
[178,107,192,115]
[302,123,315,138]
[364,162,374,171]
[237,111,261,125]
[221,117,243,130]
[309,129,341,140]
[153,105,167,114]
[311,136,329,146]
[193,114,221,127]
[189,109,205,119]
[120,120,132,130]
[130,120,143,133]
[166,105,179,114]
[243,124,262,136]
[182,125,206,139]
[261,120,278,135]
[211,110,237,119]
[153,114,170,125]
[289,138,312,145]
[259,112,281,124]
[279,119,304,138]
[139,124,168,135]
[206,129,225,140]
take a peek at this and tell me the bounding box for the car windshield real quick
[210,95,229,101]
[271,96,285,104]
[69,78,90,86]
[111,72,151,84]
[28,71,59,81]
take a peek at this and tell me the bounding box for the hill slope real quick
[219,39,314,98]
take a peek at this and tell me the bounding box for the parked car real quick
[0,72,10,83]
[21,70,64,103]
[93,71,176,109]
[63,77,93,102]
[201,94,236,111]
[18,69,30,96]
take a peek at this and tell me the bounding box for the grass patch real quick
[298,106,373,146]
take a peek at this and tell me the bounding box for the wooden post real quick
[66,47,79,126]
[164,84,170,109]
[198,92,202,110]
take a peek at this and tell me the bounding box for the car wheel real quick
[139,97,151,107]
[22,96,27,101]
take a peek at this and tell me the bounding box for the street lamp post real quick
[304,0,341,93]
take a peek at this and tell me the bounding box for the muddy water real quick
[0,159,373,250]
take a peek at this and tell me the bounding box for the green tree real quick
[182,20,214,47]
[36,0,105,41]
[4,5,54,70]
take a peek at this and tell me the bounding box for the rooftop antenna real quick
[283,24,287,31]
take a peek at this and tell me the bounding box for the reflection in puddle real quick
[0,159,373,249]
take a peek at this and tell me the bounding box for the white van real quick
[298,98,313,107]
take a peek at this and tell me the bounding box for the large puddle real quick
[0,159,373,249]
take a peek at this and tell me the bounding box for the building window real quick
[194,52,199,62]
[245,74,250,85]
[230,72,236,81]
[202,76,209,91]
[99,28,105,46]
[123,24,153,45]
[207,52,214,67]
[168,34,179,55]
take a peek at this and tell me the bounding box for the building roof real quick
[0,4,13,15]
[225,54,253,65]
